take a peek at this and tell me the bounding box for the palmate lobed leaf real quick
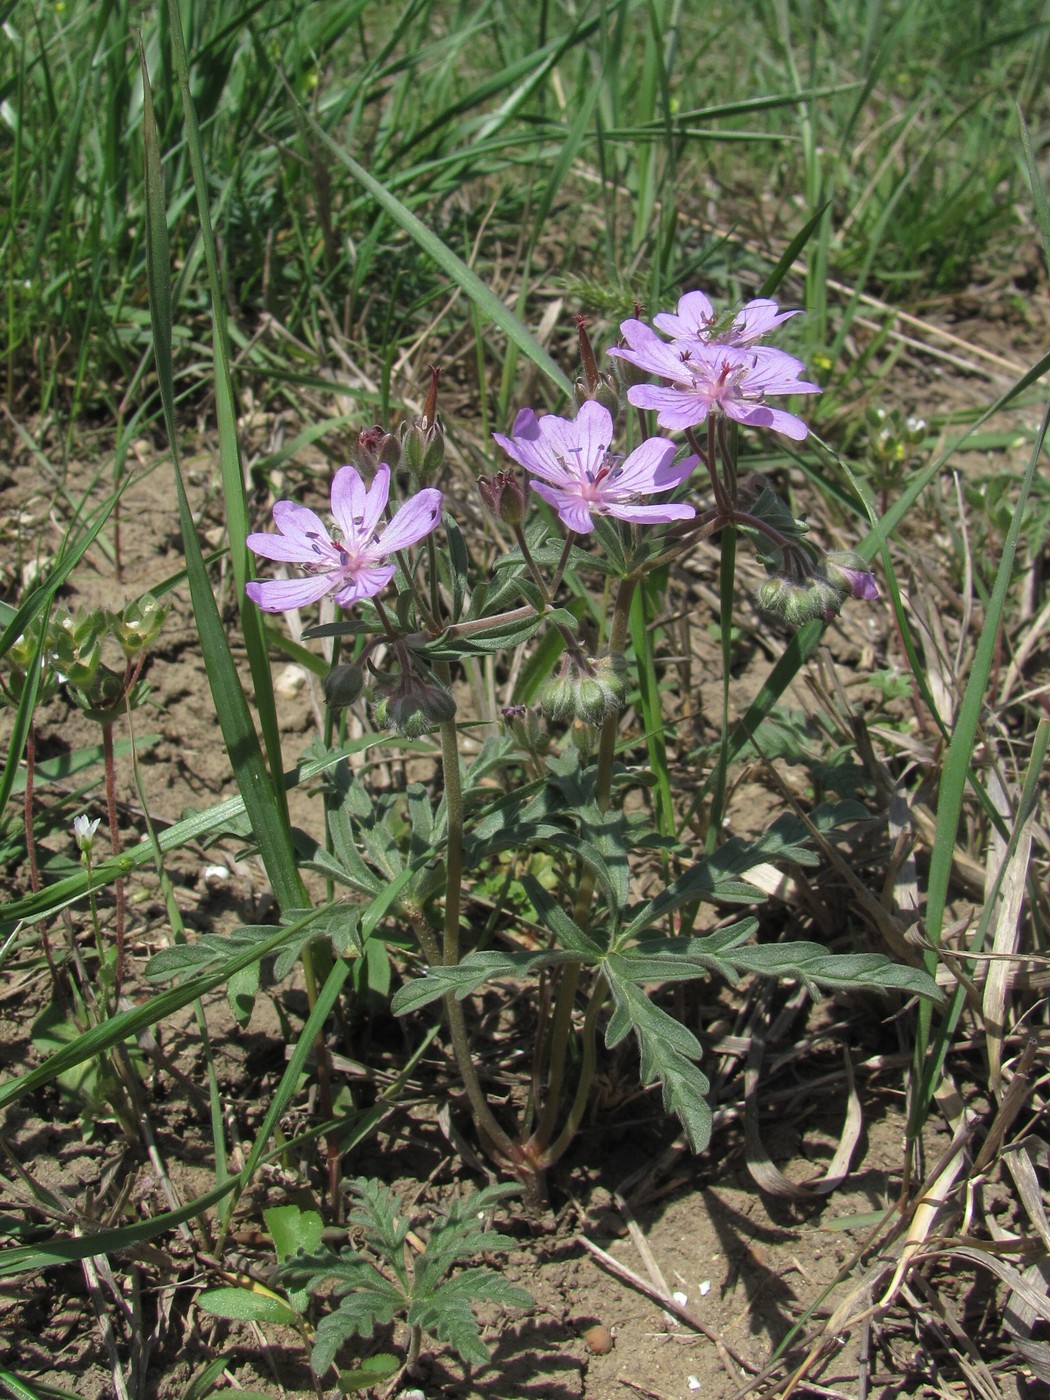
[603,968,713,1153]
[412,1183,522,1294]
[409,1270,532,1369]
[310,1287,404,1377]
[345,1179,413,1269]
[724,943,941,1000]
[390,949,578,1016]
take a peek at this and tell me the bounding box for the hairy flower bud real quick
[478,471,528,526]
[323,662,366,708]
[822,551,879,601]
[539,652,627,726]
[755,574,845,626]
[372,674,456,738]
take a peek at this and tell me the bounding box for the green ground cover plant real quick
[1,0,1048,1396]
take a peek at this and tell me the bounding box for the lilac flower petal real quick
[331,464,390,543]
[743,346,821,394]
[609,321,685,378]
[534,403,608,482]
[512,406,540,437]
[246,574,337,612]
[245,528,335,564]
[529,480,595,534]
[653,290,715,340]
[495,415,573,487]
[726,401,810,441]
[610,436,680,494]
[626,384,710,431]
[651,451,700,490]
[270,500,334,551]
[360,464,393,537]
[375,487,443,554]
[732,299,800,344]
[607,500,696,525]
[330,565,398,605]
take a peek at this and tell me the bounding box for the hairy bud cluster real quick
[756,550,878,626]
[539,652,627,727]
[371,670,457,739]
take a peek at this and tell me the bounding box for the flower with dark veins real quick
[652,289,802,348]
[610,323,821,441]
[493,400,697,534]
[245,464,442,612]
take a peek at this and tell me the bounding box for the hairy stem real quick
[526,574,638,1160]
[101,719,125,1000]
[437,716,519,1164]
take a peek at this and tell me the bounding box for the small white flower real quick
[73,814,101,853]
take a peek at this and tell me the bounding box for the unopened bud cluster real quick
[2,597,166,715]
[371,669,456,739]
[539,652,627,727]
[756,550,878,626]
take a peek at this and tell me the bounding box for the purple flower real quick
[245,464,442,612]
[823,551,879,601]
[652,289,801,348]
[609,322,820,441]
[492,400,697,534]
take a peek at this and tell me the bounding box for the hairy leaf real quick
[604,960,712,1152]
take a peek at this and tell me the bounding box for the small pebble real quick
[582,1323,614,1355]
[275,663,307,697]
[202,863,230,890]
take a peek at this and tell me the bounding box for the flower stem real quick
[24,724,63,991]
[101,718,125,1001]
[526,573,637,1162]
[436,715,519,1165]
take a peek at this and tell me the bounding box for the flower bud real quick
[356,425,401,472]
[372,675,456,738]
[478,471,528,526]
[539,652,626,726]
[49,609,104,687]
[110,594,166,657]
[400,366,445,482]
[755,574,845,627]
[323,662,366,708]
[822,551,879,601]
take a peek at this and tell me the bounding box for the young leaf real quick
[603,959,713,1152]
[196,1285,301,1327]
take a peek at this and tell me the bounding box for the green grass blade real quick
[912,397,1050,1123]
[164,0,289,823]
[139,36,303,913]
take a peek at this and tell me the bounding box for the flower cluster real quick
[244,286,876,722]
[608,290,821,442]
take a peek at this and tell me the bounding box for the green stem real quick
[539,972,607,1168]
[436,716,519,1164]
[526,573,637,1160]
[101,718,125,1000]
